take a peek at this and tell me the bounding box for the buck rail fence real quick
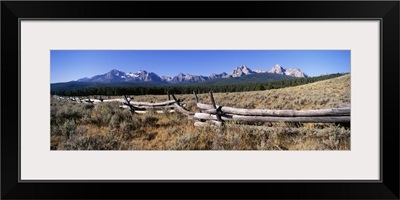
[54,93,194,117]
[54,91,350,127]
[193,92,351,127]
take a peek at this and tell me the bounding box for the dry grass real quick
[130,74,350,110]
[51,74,350,150]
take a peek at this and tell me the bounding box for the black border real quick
[2,1,399,199]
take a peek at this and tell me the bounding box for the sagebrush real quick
[51,74,351,150]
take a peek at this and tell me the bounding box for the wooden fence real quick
[54,91,350,127]
[54,94,194,116]
[193,92,350,127]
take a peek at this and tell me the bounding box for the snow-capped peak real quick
[267,64,286,74]
[127,72,139,77]
[229,65,255,77]
[267,64,308,78]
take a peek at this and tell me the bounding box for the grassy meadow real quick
[51,74,350,150]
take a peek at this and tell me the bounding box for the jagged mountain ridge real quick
[78,69,162,83]
[267,64,308,78]
[75,64,308,84]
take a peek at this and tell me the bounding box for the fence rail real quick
[194,92,350,127]
[54,90,351,127]
[197,103,350,117]
[54,94,192,116]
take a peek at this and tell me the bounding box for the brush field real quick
[51,74,351,150]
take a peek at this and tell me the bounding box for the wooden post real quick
[193,91,201,113]
[124,95,135,113]
[193,91,199,102]
[171,94,180,106]
[167,90,171,100]
[209,91,223,123]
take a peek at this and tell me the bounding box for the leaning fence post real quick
[124,95,135,113]
[193,91,201,113]
[209,91,223,123]
[171,93,180,106]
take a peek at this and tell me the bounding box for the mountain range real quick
[75,64,308,84]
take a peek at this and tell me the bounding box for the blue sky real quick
[51,50,350,83]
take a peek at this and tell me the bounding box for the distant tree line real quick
[52,73,347,96]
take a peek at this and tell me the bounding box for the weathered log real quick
[119,105,129,109]
[102,99,126,103]
[194,113,232,121]
[85,97,94,104]
[194,120,223,127]
[194,113,350,123]
[120,105,144,111]
[134,105,176,109]
[91,99,104,104]
[173,103,195,118]
[128,100,177,107]
[197,103,350,117]
[119,105,175,113]
[338,104,351,108]
[135,110,175,114]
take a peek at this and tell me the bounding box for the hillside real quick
[132,74,351,111]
